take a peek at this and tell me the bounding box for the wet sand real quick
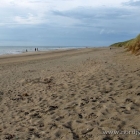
[0,47,140,140]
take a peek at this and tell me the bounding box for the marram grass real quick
[110,34,140,55]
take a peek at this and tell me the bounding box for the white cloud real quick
[14,14,41,24]
[0,0,131,26]
[100,29,115,34]
[0,0,140,46]
[100,29,105,34]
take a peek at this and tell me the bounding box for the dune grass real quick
[110,34,140,55]
[110,39,133,48]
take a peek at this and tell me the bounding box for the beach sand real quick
[0,47,140,140]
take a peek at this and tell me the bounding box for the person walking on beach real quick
[35,48,36,51]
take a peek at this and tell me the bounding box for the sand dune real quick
[110,34,140,55]
[0,47,140,140]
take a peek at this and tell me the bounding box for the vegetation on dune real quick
[110,34,140,55]
[125,34,140,55]
[110,39,133,47]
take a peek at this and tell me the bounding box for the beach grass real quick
[110,34,140,55]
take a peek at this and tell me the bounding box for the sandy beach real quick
[0,47,140,140]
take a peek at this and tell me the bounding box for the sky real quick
[0,0,140,46]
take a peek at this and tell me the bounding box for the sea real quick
[0,46,88,56]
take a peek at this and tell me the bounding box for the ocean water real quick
[0,46,87,56]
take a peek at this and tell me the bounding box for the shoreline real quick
[0,46,107,58]
[0,48,75,57]
[0,46,94,57]
[0,47,105,64]
[0,48,82,64]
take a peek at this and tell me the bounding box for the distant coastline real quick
[0,46,89,56]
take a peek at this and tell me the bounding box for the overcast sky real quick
[0,0,140,46]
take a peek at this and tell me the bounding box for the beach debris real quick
[22,93,29,96]
[49,105,58,111]
[30,112,41,118]
[122,110,131,114]
[43,76,54,84]
[48,123,57,129]
[125,98,132,103]
[86,113,97,119]
[39,122,44,127]
[33,132,41,138]
[11,97,23,101]
[103,136,112,140]
[28,129,41,138]
[24,112,29,115]
[29,128,35,132]
[5,134,15,139]
[63,122,79,139]
[81,127,93,134]
[82,98,89,104]
[55,116,64,121]
[80,102,85,107]
[78,113,83,119]
[0,91,4,95]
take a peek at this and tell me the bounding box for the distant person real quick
[35,48,36,51]
[26,49,28,52]
[110,47,111,50]
[37,48,38,51]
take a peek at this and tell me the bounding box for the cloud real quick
[0,0,136,28]
[123,0,140,7]
[14,13,47,25]
[0,0,140,46]
[52,6,133,20]
[50,5,139,34]
[100,29,115,34]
